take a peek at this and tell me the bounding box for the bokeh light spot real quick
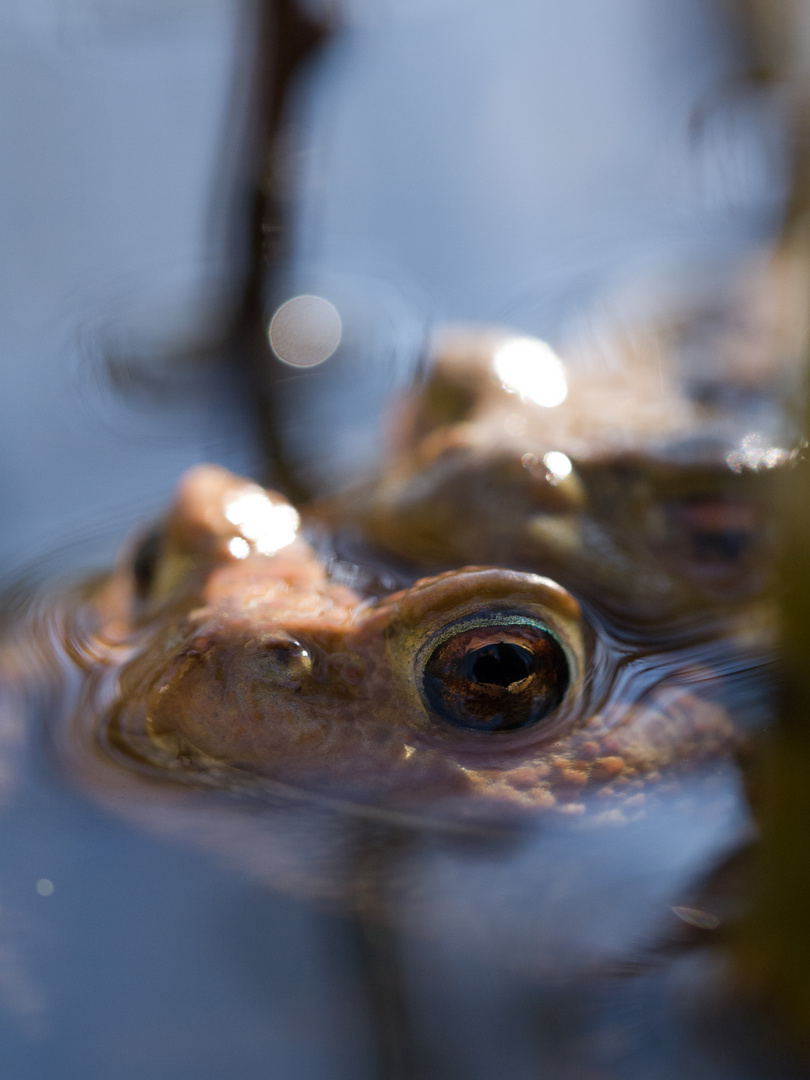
[225,491,300,555]
[493,336,568,408]
[543,450,573,482]
[269,295,342,367]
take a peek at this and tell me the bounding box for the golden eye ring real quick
[415,612,576,733]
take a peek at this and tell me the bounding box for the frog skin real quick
[319,321,789,627]
[75,461,748,822]
[65,286,793,819]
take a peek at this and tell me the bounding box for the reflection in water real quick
[673,904,721,930]
[269,296,343,368]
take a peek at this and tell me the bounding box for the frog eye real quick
[419,616,571,732]
[661,494,765,586]
[132,525,165,599]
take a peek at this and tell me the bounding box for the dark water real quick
[0,2,805,1077]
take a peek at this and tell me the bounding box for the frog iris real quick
[420,616,570,732]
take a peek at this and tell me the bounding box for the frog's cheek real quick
[137,639,330,770]
[134,630,420,774]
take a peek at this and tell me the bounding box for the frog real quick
[40,302,788,825]
[71,484,756,824]
[321,321,787,628]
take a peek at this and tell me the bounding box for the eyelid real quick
[417,613,566,663]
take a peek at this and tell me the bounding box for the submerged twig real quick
[229,0,331,503]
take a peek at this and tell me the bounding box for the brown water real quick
[0,2,806,1078]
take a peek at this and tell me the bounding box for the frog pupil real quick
[469,643,533,687]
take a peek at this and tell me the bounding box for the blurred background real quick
[0,1,805,1077]
[0,0,795,577]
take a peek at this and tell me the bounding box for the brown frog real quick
[324,321,788,626]
[70,308,784,822]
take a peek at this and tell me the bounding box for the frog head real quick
[322,326,784,625]
[95,466,737,815]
